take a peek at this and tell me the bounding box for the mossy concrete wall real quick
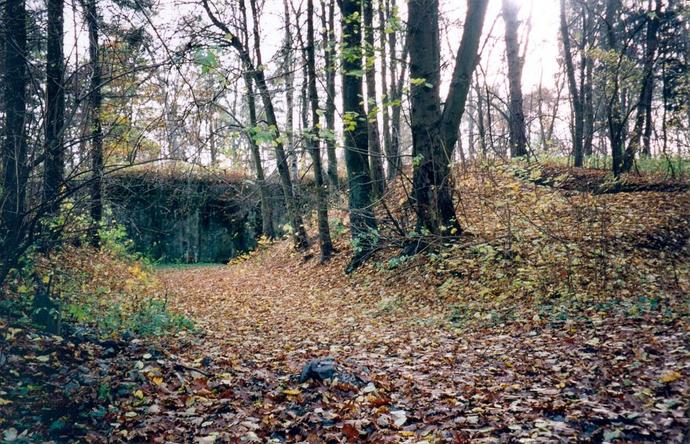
[105,171,307,263]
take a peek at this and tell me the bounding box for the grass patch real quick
[154,262,224,270]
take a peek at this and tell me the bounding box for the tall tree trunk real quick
[623,0,661,170]
[467,85,476,159]
[502,0,527,158]
[408,0,488,236]
[203,0,308,250]
[85,0,103,246]
[43,0,65,214]
[283,0,298,182]
[0,0,29,285]
[249,0,307,249]
[604,0,624,177]
[560,0,584,167]
[439,0,488,154]
[307,0,334,261]
[408,0,448,235]
[386,0,404,179]
[238,0,274,238]
[245,77,275,238]
[475,75,487,155]
[320,0,339,188]
[378,0,392,178]
[244,82,276,239]
[583,49,594,157]
[363,0,385,197]
[581,3,594,158]
[300,42,309,176]
[340,0,377,271]
[208,114,217,166]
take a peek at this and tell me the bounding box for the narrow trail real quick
[156,240,689,442]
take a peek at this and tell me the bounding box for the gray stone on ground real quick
[299,357,336,383]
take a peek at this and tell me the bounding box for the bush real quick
[2,209,193,337]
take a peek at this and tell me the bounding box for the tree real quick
[202,0,309,250]
[283,0,298,182]
[623,0,662,170]
[306,0,334,261]
[0,0,29,282]
[363,0,385,197]
[385,0,406,180]
[84,0,104,246]
[560,0,585,167]
[340,0,377,270]
[43,0,65,214]
[377,0,392,180]
[502,0,527,158]
[320,0,339,189]
[238,0,275,239]
[407,0,488,237]
[603,0,625,177]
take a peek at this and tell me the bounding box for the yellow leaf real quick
[0,398,12,406]
[659,370,682,384]
[151,377,164,386]
[133,389,145,399]
[399,431,415,437]
[283,389,301,396]
[6,328,22,340]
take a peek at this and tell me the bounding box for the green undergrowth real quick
[536,154,690,179]
[1,213,194,339]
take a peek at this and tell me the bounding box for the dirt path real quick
[155,241,689,443]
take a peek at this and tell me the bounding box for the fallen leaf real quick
[659,370,682,384]
[3,428,17,442]
[282,389,301,396]
[342,423,360,442]
[390,410,407,427]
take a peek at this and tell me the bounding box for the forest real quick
[0,0,689,441]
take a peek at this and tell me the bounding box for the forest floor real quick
[2,163,690,443]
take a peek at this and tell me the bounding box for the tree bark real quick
[475,75,487,156]
[85,0,103,246]
[583,47,594,157]
[502,0,527,158]
[340,0,377,270]
[580,3,594,158]
[239,2,275,238]
[306,0,334,261]
[320,0,339,189]
[1,0,29,278]
[408,0,488,236]
[408,0,449,235]
[560,0,584,167]
[604,0,625,177]
[203,0,309,250]
[386,0,404,180]
[378,0,392,179]
[283,0,298,182]
[439,0,489,155]
[245,78,276,239]
[623,0,661,170]
[43,0,65,214]
[363,0,385,197]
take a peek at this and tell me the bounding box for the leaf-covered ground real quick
[1,165,689,442]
